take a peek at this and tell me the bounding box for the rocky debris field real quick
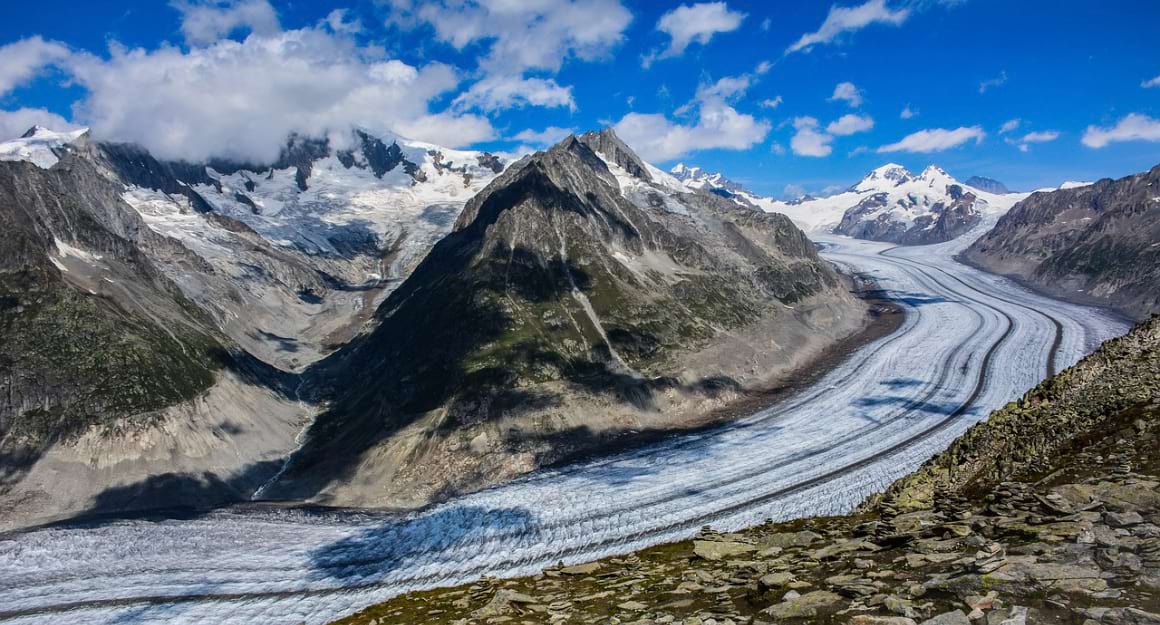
[331,321,1160,625]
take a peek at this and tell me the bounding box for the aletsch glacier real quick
[0,222,1127,625]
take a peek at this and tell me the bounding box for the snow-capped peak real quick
[0,126,89,169]
[853,163,914,192]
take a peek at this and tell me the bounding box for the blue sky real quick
[2,0,1159,196]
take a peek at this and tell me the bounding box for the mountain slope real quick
[0,148,315,528]
[0,125,505,527]
[962,164,1160,320]
[268,129,868,508]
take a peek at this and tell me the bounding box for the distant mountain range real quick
[669,162,1028,245]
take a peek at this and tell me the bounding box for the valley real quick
[0,223,1127,625]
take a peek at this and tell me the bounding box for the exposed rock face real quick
[270,129,867,508]
[962,164,1160,320]
[331,315,1160,625]
[965,176,1010,195]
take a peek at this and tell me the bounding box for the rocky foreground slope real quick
[963,164,1160,320]
[267,129,867,509]
[331,315,1160,625]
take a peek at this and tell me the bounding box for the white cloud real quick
[695,75,751,101]
[613,76,769,161]
[786,0,910,55]
[511,126,576,146]
[1142,75,1160,89]
[64,26,494,163]
[324,8,363,34]
[826,113,874,136]
[453,75,575,112]
[760,96,783,109]
[0,107,82,141]
[878,126,985,153]
[649,2,746,64]
[999,118,1021,134]
[388,0,632,74]
[1082,113,1160,148]
[978,70,1007,94]
[829,81,863,107]
[790,116,833,157]
[761,17,772,31]
[172,0,281,46]
[1006,129,1059,152]
[770,141,786,155]
[394,112,496,148]
[0,36,70,96]
[755,60,772,75]
[899,105,916,119]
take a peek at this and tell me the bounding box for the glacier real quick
[0,225,1129,625]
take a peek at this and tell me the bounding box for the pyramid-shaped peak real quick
[577,127,652,183]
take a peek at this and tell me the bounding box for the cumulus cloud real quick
[900,105,916,119]
[1142,75,1160,89]
[0,107,82,141]
[760,96,783,109]
[453,75,575,112]
[829,81,863,107]
[826,113,874,136]
[790,117,833,157]
[511,126,576,147]
[172,0,281,46]
[978,70,1007,94]
[878,126,985,153]
[387,0,632,74]
[645,2,746,66]
[0,36,70,96]
[1081,113,1160,148]
[613,75,769,161]
[999,118,1021,134]
[64,25,493,163]
[786,0,910,55]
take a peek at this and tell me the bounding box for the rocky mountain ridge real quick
[264,129,869,509]
[962,163,1160,321]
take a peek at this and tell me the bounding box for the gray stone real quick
[920,610,972,625]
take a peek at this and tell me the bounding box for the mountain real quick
[0,125,507,527]
[962,164,1160,320]
[670,162,1029,244]
[333,315,1160,625]
[265,129,869,508]
[830,164,1028,245]
[0,132,312,527]
[964,175,1010,194]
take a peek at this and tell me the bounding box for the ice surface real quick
[0,224,1128,625]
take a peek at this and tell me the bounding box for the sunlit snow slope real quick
[0,225,1128,625]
